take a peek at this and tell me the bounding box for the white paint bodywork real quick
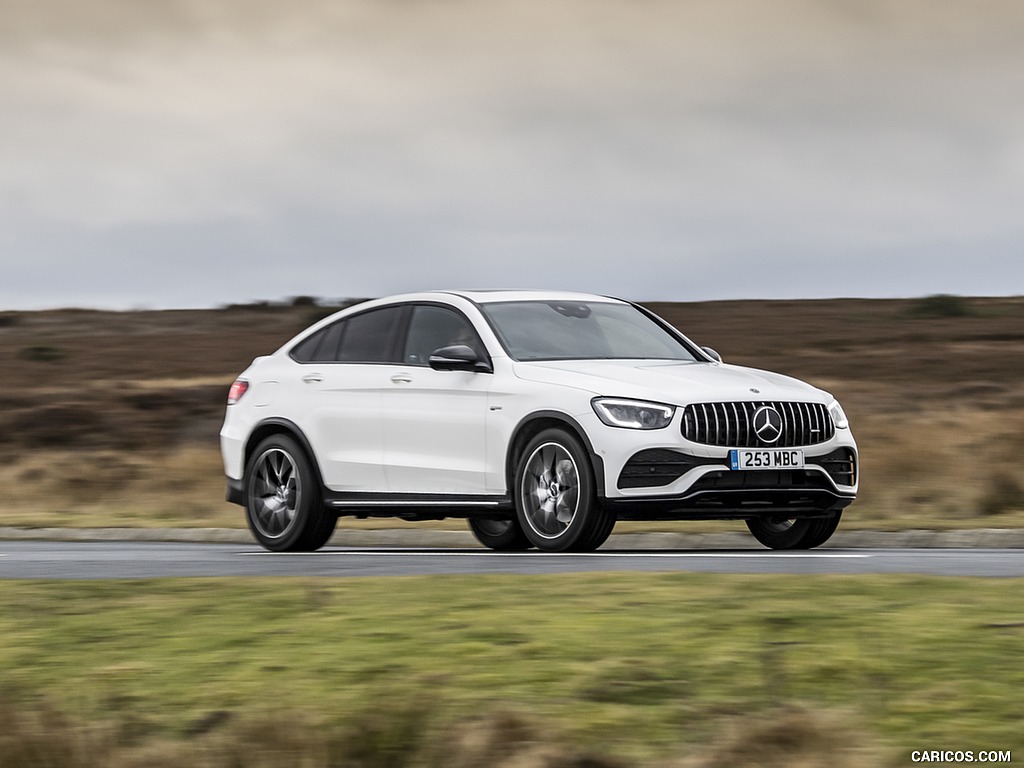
[220,291,858,503]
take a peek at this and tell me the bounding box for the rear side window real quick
[337,307,403,362]
[290,306,404,363]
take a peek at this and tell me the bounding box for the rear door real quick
[290,305,405,492]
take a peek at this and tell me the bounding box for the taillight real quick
[227,379,249,405]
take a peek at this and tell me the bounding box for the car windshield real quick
[480,301,699,362]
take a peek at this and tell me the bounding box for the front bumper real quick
[605,476,856,521]
[585,410,858,520]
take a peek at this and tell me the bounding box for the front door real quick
[380,304,491,494]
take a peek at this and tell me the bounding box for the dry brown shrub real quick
[1,445,235,528]
[3,299,1024,531]
[978,471,1024,517]
[0,694,891,768]
[443,711,624,768]
[673,707,880,768]
[0,384,225,453]
[5,405,109,449]
[0,697,105,768]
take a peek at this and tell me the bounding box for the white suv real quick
[220,291,857,552]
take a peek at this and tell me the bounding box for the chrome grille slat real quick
[789,403,800,448]
[681,401,835,447]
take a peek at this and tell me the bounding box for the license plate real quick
[729,449,804,470]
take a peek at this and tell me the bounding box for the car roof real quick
[436,289,626,305]
[277,290,633,356]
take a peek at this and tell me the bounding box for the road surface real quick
[2,541,1023,578]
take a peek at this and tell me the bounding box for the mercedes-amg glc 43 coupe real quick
[221,291,857,552]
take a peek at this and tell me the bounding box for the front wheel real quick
[244,435,336,552]
[514,428,603,552]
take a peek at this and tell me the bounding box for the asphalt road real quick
[2,541,1024,578]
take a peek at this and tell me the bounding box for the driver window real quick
[403,305,482,366]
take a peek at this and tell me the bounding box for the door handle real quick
[390,374,413,384]
[302,374,323,384]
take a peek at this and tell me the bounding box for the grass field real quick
[1,574,1022,767]
[2,295,1023,532]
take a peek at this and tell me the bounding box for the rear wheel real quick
[467,517,532,551]
[745,510,842,550]
[797,510,843,549]
[514,428,600,552]
[244,435,336,552]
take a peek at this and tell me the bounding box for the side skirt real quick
[323,492,514,521]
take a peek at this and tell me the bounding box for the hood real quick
[512,359,830,405]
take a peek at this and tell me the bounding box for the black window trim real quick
[400,301,493,371]
[288,301,492,371]
[288,304,409,365]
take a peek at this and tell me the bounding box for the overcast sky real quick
[3,0,1024,310]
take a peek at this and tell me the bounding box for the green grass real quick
[1,574,1022,766]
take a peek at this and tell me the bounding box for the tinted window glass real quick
[308,321,346,362]
[403,305,483,365]
[336,306,403,363]
[290,326,328,363]
[480,301,696,361]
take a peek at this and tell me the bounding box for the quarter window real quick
[290,326,331,363]
[290,306,404,363]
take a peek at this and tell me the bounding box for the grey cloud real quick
[3,0,1024,307]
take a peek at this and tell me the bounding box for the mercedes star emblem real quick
[752,405,783,444]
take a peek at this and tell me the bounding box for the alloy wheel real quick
[520,442,580,539]
[249,448,302,539]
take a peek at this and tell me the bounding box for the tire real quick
[514,428,600,552]
[244,435,336,552]
[570,506,617,552]
[745,510,842,550]
[797,510,843,549]
[467,517,532,551]
[745,517,812,550]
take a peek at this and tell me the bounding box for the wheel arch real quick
[506,411,606,499]
[244,418,326,490]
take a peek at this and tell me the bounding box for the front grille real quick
[682,401,834,448]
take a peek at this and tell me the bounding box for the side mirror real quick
[701,346,722,363]
[428,344,492,373]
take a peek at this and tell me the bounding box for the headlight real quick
[592,398,675,430]
[828,398,849,429]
